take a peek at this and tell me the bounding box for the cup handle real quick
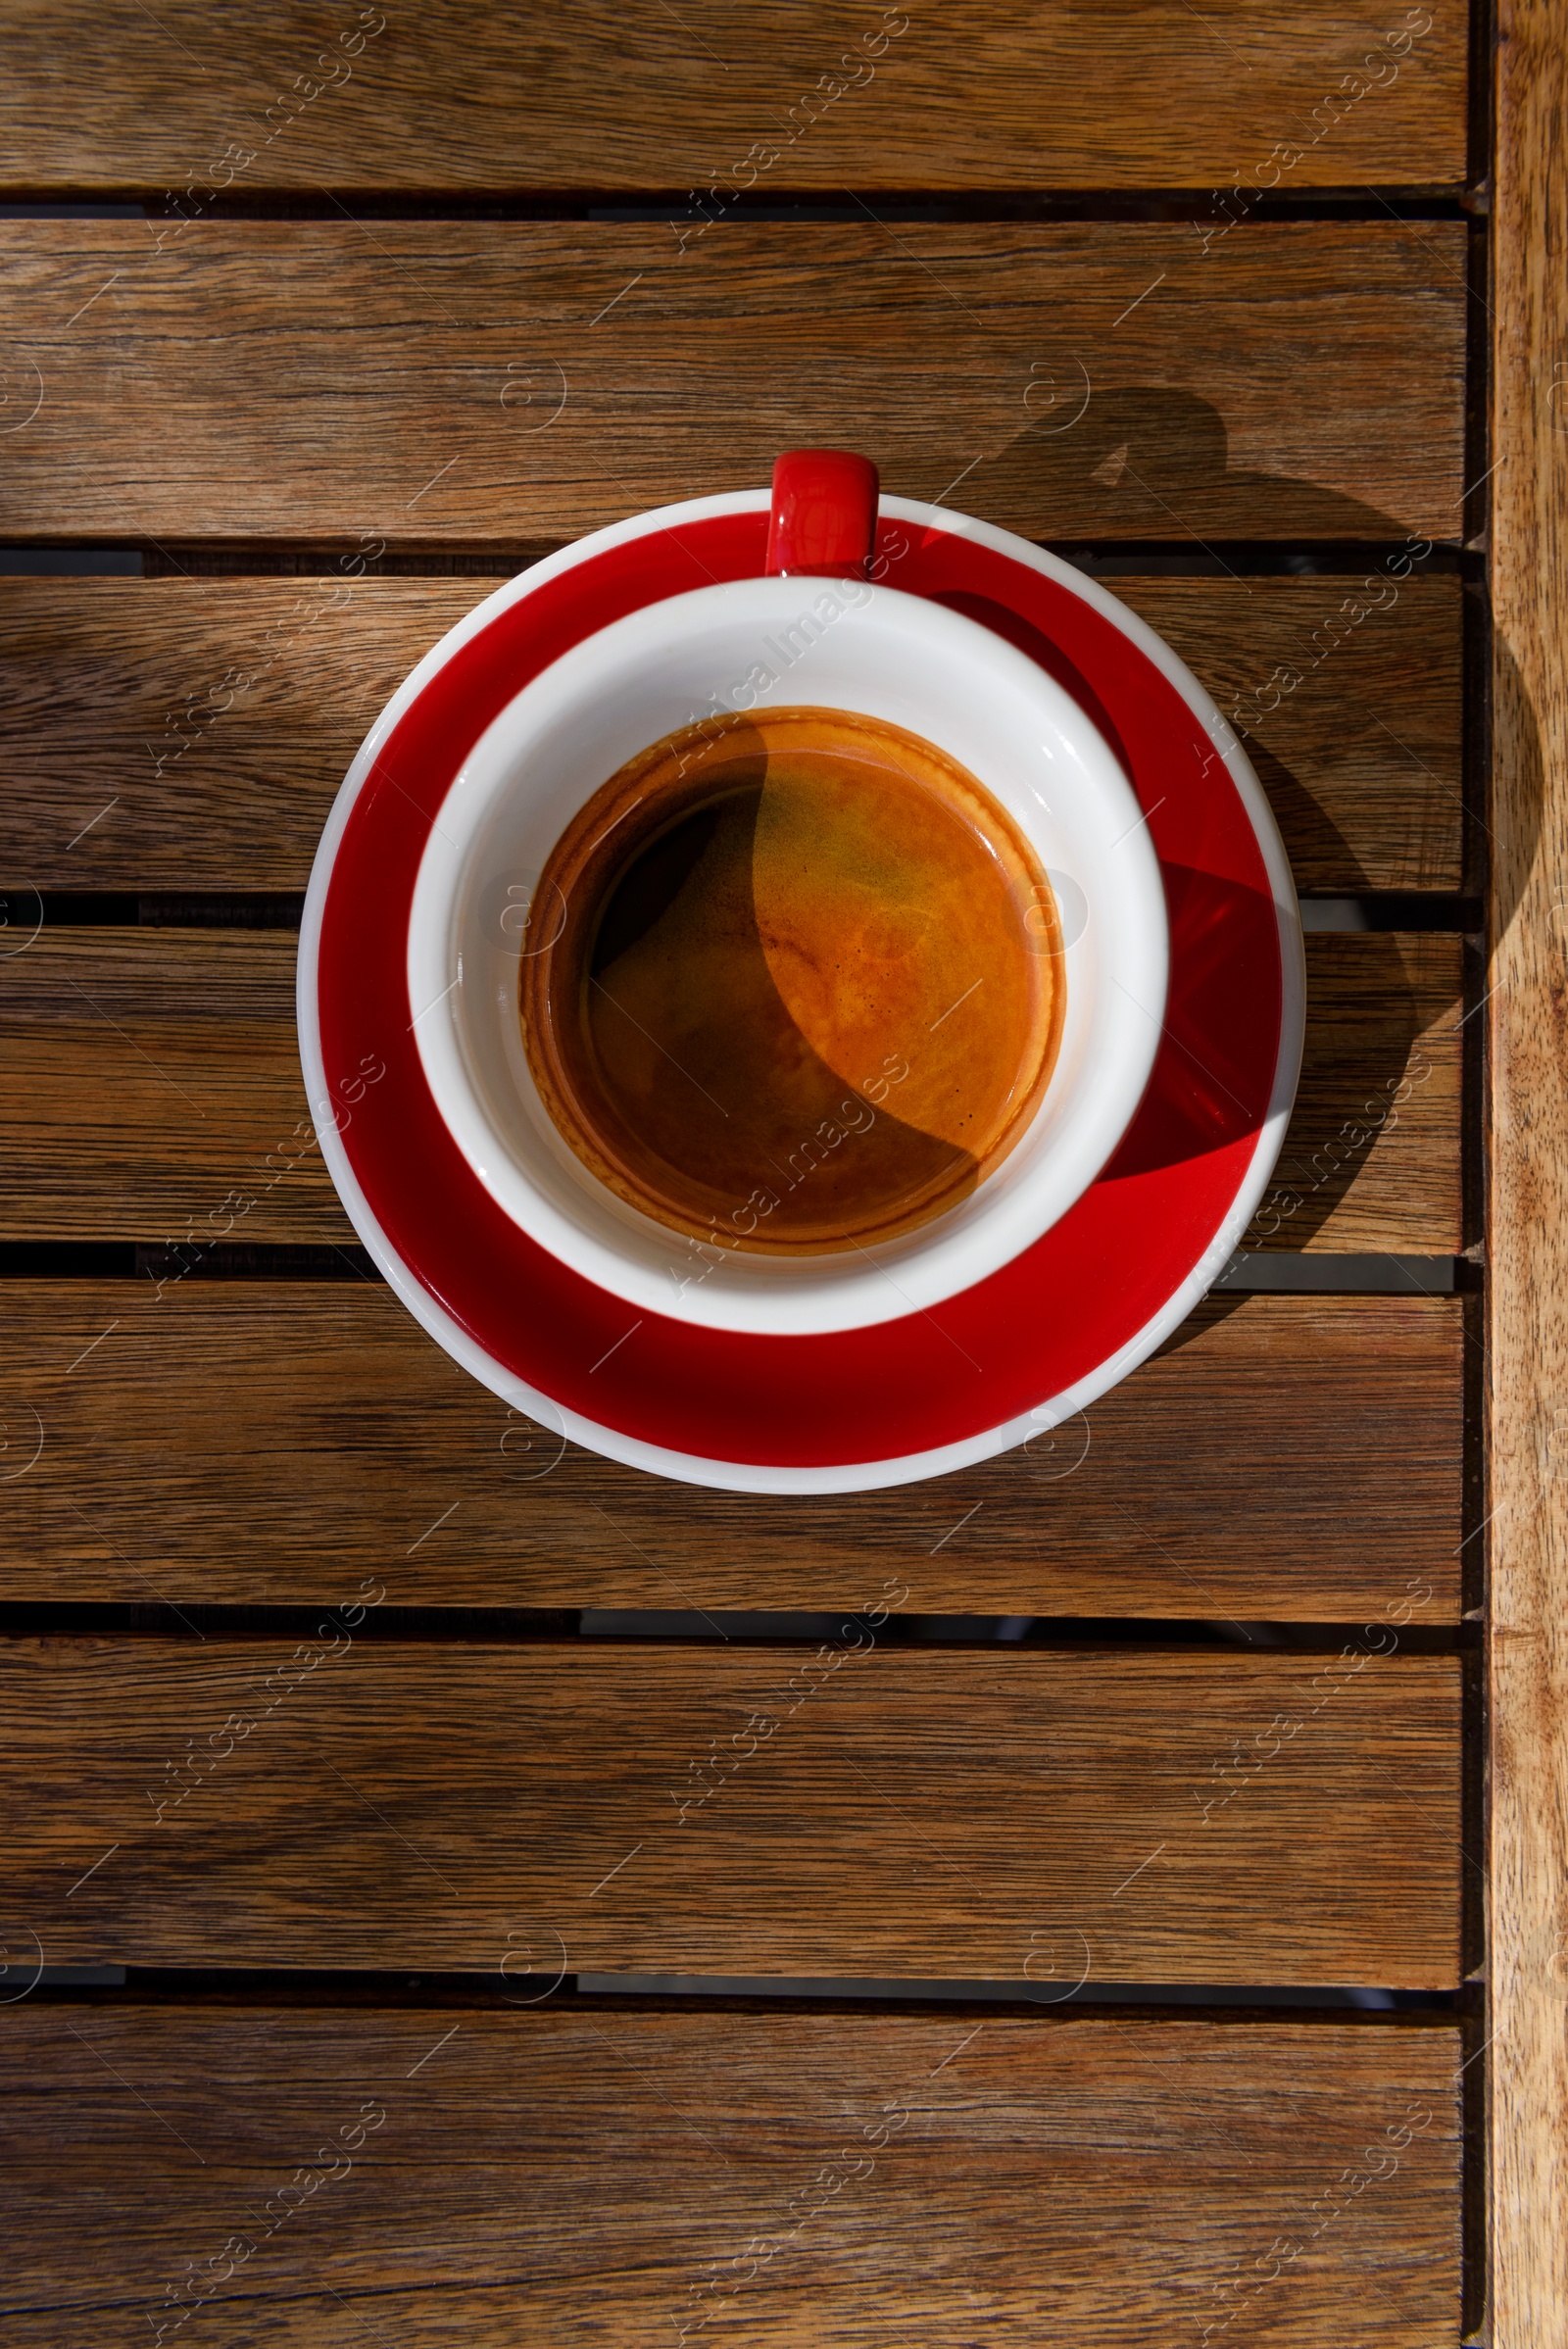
[764,449,880,580]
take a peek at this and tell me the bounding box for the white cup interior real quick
[408,576,1169,1336]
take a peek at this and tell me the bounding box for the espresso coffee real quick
[519,706,1064,1254]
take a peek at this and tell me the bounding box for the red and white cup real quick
[405,451,1170,1338]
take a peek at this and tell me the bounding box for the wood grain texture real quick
[0,929,1463,1249]
[0,2006,1460,2348]
[0,1285,1463,1619]
[0,222,1466,544]
[1252,932,1463,1251]
[0,574,1466,893]
[3,1639,1462,1980]
[0,0,1467,194]
[1142,575,1467,894]
[1489,2,1568,2342]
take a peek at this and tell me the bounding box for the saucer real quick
[298,490,1304,1494]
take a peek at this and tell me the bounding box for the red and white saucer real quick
[298,491,1304,1494]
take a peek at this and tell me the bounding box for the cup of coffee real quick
[408,452,1168,1337]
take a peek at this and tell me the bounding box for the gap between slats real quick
[0,1601,1471,1649]
[0,1239,1473,1291]
[0,893,1485,930]
[19,1966,1463,2011]
[0,541,1475,575]
[0,194,1484,223]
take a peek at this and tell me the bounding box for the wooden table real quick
[0,4,1561,2341]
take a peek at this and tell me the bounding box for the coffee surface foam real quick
[520,707,1064,1254]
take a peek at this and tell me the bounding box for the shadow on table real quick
[972,382,1443,544]
[928,385,1525,1266]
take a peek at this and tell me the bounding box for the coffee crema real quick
[519,707,1064,1254]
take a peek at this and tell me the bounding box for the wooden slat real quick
[1129,576,1466,894]
[0,2005,1461,2347]
[1489,1,1568,2342]
[1254,932,1463,1250]
[0,1286,1463,1619]
[0,927,1461,1250]
[5,1640,1461,1981]
[0,222,1466,543]
[0,574,1465,894]
[12,914,1458,1234]
[0,0,1469,194]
